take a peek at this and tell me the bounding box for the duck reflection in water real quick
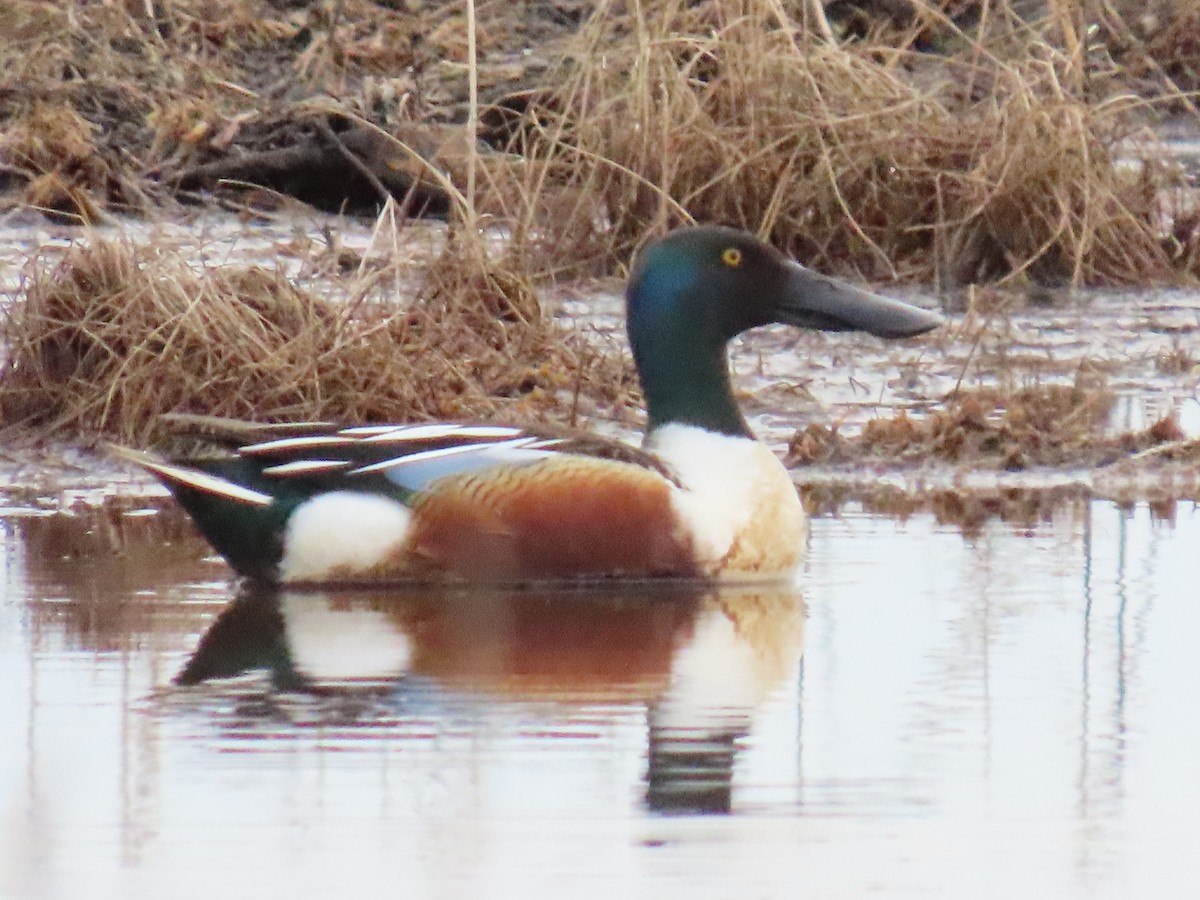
[176,583,806,815]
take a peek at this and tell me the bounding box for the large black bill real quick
[777,261,944,338]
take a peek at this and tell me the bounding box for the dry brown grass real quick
[0,0,440,216]
[513,0,1190,285]
[2,0,1198,285]
[0,103,113,223]
[0,0,271,216]
[0,229,629,444]
[1099,0,1200,105]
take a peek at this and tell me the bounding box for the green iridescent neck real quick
[626,257,752,438]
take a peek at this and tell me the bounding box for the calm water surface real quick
[1,496,1196,898]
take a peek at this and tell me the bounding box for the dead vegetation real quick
[800,479,1199,538]
[1,0,1199,457]
[0,0,589,222]
[524,0,1199,284]
[0,231,632,444]
[786,381,1199,470]
[801,480,1097,537]
[1,1,1199,282]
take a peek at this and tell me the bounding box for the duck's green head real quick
[626,226,943,437]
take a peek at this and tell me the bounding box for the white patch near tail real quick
[279,491,412,582]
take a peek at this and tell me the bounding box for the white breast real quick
[644,424,805,575]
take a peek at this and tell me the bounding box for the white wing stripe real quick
[139,459,274,506]
[241,435,356,456]
[444,426,529,438]
[361,423,464,441]
[241,424,533,455]
[361,424,526,443]
[262,459,352,477]
[337,425,408,437]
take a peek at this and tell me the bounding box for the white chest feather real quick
[644,424,806,575]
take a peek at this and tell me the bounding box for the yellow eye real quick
[721,247,743,268]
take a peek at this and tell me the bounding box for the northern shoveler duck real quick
[125,226,942,585]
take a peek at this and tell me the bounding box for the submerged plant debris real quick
[800,478,1198,537]
[786,383,1198,471]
